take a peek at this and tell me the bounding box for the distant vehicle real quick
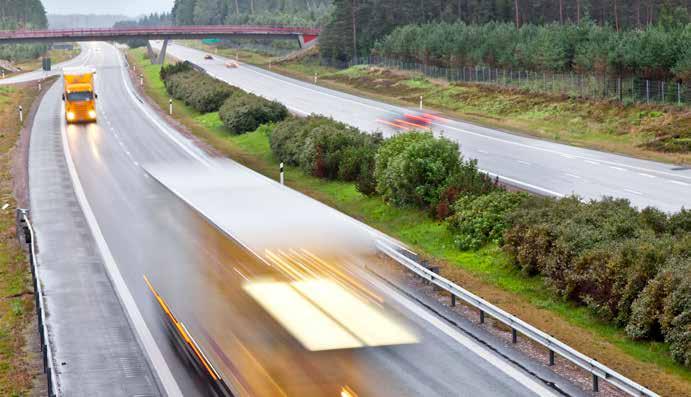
[376,112,446,131]
[62,67,97,123]
[225,61,239,68]
[204,54,213,60]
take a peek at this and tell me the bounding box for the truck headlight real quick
[88,110,96,119]
[67,112,75,120]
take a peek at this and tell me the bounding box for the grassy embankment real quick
[128,47,691,396]
[2,47,81,79]
[0,83,43,395]
[185,41,691,165]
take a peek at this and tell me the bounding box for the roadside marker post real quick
[279,162,284,185]
[169,99,173,115]
[18,105,23,123]
[419,96,423,110]
[38,80,42,91]
[314,73,318,84]
[1,69,4,79]
[140,74,144,87]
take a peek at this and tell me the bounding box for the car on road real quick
[225,61,239,68]
[204,54,213,60]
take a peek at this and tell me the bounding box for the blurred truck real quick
[62,67,97,123]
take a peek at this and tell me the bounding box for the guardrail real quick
[376,240,658,397]
[17,209,59,397]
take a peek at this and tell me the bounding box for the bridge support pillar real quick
[146,41,156,61]
[155,39,169,65]
[297,34,319,50]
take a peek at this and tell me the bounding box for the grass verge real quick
[187,41,690,164]
[0,83,43,395]
[128,48,691,396]
[3,47,81,79]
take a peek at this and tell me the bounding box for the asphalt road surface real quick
[0,44,92,85]
[29,41,575,396]
[156,42,691,213]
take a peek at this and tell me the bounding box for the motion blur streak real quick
[55,41,553,396]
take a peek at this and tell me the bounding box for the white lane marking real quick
[561,154,575,159]
[170,44,691,184]
[610,166,626,172]
[60,103,183,396]
[233,267,249,281]
[638,173,656,178]
[517,160,531,165]
[113,44,212,168]
[565,173,582,179]
[624,189,643,195]
[477,149,489,154]
[362,271,557,397]
[480,169,565,197]
[585,160,600,165]
[670,180,689,186]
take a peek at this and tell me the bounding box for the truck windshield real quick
[67,91,93,101]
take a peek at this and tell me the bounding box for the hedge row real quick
[269,116,382,193]
[219,93,288,134]
[161,62,288,133]
[164,69,238,113]
[504,197,691,366]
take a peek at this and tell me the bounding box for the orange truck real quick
[62,67,97,123]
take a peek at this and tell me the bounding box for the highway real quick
[0,44,91,85]
[28,41,573,396]
[156,42,691,213]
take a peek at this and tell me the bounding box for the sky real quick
[42,0,174,17]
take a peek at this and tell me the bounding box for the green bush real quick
[374,132,462,209]
[219,93,288,134]
[160,61,192,81]
[448,191,528,250]
[502,195,691,366]
[164,69,237,113]
[269,115,380,183]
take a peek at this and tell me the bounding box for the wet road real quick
[156,42,691,213]
[37,41,569,396]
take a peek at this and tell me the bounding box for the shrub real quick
[269,115,380,183]
[447,191,528,250]
[435,159,498,219]
[219,93,288,134]
[160,61,192,81]
[375,132,461,209]
[164,70,237,113]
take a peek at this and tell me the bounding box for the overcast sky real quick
[43,0,174,17]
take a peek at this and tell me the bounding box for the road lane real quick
[38,41,572,396]
[0,44,91,85]
[157,42,690,212]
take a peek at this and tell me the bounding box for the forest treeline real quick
[320,1,691,80]
[0,0,48,61]
[171,0,332,26]
[373,21,691,80]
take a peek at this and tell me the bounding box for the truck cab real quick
[62,67,97,123]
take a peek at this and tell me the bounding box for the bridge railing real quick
[0,25,321,40]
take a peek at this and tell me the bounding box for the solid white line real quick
[362,271,557,397]
[670,180,689,186]
[113,44,212,168]
[624,189,643,196]
[638,173,656,178]
[60,104,183,396]
[481,169,565,197]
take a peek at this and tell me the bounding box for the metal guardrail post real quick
[549,350,555,366]
[377,240,659,397]
[479,310,485,324]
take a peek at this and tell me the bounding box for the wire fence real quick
[319,55,691,107]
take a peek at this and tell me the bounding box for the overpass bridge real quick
[0,25,320,64]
